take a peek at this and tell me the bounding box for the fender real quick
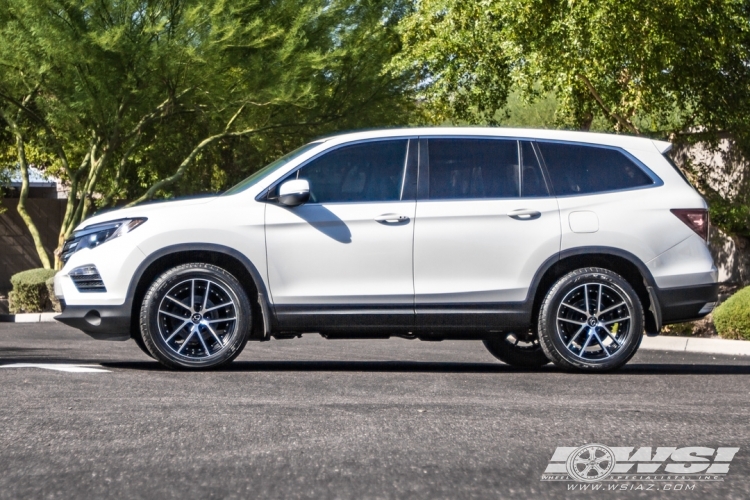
[525,246,661,332]
[126,243,273,338]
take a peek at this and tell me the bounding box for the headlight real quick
[61,218,147,264]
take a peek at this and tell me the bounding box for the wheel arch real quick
[127,244,273,341]
[529,247,661,335]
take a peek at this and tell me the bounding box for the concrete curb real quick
[641,335,750,356]
[0,313,59,323]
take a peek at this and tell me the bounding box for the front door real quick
[265,138,417,333]
[414,138,561,332]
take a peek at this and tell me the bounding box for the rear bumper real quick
[656,282,719,325]
[55,303,132,341]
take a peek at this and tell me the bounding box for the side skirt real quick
[272,302,533,340]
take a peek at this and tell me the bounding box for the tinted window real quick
[520,141,549,197]
[536,142,653,195]
[224,142,322,195]
[292,140,408,203]
[428,139,519,199]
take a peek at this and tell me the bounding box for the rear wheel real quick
[537,267,643,372]
[483,331,550,368]
[140,263,252,370]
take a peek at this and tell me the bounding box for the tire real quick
[131,330,155,359]
[140,263,252,370]
[483,331,550,368]
[537,267,644,372]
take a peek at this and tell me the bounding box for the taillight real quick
[671,209,709,241]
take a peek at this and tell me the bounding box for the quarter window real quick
[536,142,654,195]
[290,140,409,203]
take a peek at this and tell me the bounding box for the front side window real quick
[288,140,409,203]
[536,142,654,196]
[224,142,322,195]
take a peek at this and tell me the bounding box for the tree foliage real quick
[395,0,750,235]
[0,0,417,267]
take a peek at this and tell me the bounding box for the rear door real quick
[413,138,561,332]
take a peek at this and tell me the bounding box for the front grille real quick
[69,265,107,293]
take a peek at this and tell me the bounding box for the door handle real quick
[507,208,542,220]
[375,213,410,223]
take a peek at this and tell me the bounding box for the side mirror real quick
[278,179,310,207]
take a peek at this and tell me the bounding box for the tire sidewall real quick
[538,268,643,371]
[483,335,550,368]
[141,264,251,369]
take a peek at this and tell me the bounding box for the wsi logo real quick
[541,444,739,482]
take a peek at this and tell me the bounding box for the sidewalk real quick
[641,335,750,356]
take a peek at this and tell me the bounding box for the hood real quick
[76,195,218,230]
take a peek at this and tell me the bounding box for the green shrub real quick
[713,286,750,340]
[46,276,61,313]
[8,268,57,314]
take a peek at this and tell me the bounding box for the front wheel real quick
[140,263,252,370]
[537,268,643,372]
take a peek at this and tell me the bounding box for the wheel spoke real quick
[566,324,587,348]
[584,284,591,315]
[203,302,232,313]
[600,325,622,346]
[579,331,594,356]
[190,279,195,311]
[603,316,629,325]
[177,329,196,354]
[561,303,589,316]
[557,317,586,326]
[205,323,224,346]
[196,329,211,354]
[598,301,625,315]
[202,281,210,311]
[165,320,191,342]
[159,310,189,321]
[594,331,611,358]
[166,296,191,311]
[596,284,602,315]
[206,317,236,323]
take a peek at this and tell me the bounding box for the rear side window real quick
[427,139,521,199]
[536,142,654,195]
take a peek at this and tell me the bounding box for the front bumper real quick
[55,302,132,341]
[656,282,719,324]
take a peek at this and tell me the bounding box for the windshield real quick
[223,142,323,195]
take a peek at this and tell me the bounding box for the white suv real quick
[54,128,718,371]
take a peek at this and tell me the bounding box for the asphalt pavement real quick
[1,322,749,499]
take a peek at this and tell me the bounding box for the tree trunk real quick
[15,134,52,269]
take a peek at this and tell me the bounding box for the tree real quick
[0,0,417,268]
[395,0,750,235]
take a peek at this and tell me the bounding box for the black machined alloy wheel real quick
[140,263,252,370]
[483,331,550,368]
[538,268,644,372]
